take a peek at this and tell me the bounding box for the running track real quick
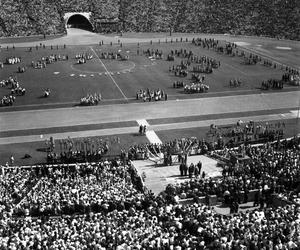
[0,91,299,145]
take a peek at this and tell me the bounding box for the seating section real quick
[0,0,299,40]
[0,0,65,37]
[1,136,300,249]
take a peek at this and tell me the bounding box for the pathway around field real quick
[1,91,299,132]
[90,46,128,101]
[0,108,298,145]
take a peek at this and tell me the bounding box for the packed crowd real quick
[12,161,143,217]
[1,168,300,249]
[167,137,300,206]
[1,134,300,249]
[1,0,299,40]
[0,168,38,214]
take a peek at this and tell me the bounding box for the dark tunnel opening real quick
[67,14,93,31]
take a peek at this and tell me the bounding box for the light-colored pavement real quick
[132,155,221,195]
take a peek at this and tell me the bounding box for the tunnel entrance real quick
[67,14,93,31]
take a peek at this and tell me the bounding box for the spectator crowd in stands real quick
[1,135,300,249]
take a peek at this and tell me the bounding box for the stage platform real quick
[132,155,222,195]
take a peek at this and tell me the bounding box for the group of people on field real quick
[31,54,69,69]
[0,76,25,106]
[47,136,109,164]
[5,56,21,65]
[143,48,163,60]
[80,93,102,106]
[75,53,93,64]
[136,88,167,102]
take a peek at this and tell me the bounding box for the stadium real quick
[0,0,300,249]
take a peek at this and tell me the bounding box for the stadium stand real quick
[0,0,299,40]
[0,136,300,249]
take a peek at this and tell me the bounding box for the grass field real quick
[1,34,299,166]
[0,40,293,110]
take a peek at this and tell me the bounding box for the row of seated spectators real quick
[1,160,144,218]
[1,138,300,249]
[0,168,38,215]
[1,201,299,249]
[1,0,299,40]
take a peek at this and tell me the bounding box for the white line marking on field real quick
[90,47,128,101]
[276,46,292,50]
[70,74,75,77]
[136,119,162,144]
